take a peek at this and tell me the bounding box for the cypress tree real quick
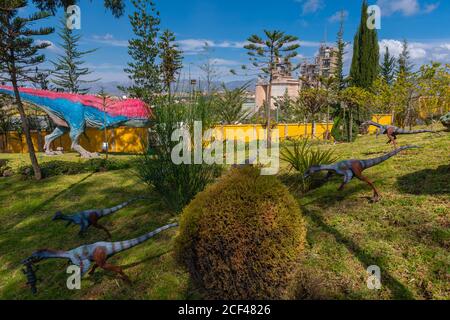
[334,10,347,91]
[380,47,396,85]
[349,0,379,89]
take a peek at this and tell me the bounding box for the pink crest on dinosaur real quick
[0,86,151,118]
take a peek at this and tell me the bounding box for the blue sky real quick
[25,0,450,83]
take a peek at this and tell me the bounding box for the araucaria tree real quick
[52,18,97,93]
[122,0,161,104]
[0,0,54,180]
[158,29,183,98]
[380,47,396,85]
[244,30,299,145]
[32,0,126,18]
[349,0,379,89]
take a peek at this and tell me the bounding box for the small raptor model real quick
[21,223,178,292]
[363,121,434,149]
[303,145,419,202]
[52,197,143,238]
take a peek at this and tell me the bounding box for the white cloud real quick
[328,10,349,23]
[91,34,128,47]
[423,2,440,13]
[177,39,248,54]
[376,0,439,16]
[295,0,324,15]
[379,39,450,64]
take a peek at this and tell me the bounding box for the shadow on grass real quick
[122,249,173,270]
[302,206,414,300]
[28,172,95,215]
[300,205,415,300]
[396,165,449,195]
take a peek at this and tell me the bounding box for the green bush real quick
[280,138,337,192]
[136,97,222,212]
[175,166,306,299]
[18,159,131,178]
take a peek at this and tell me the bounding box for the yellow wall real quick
[0,114,392,154]
[368,114,393,134]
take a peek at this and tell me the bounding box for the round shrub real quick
[175,166,306,299]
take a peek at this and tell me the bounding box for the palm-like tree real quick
[244,30,300,146]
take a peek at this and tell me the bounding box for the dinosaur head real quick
[22,250,49,264]
[303,165,322,179]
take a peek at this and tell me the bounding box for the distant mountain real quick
[88,81,132,96]
[86,79,257,96]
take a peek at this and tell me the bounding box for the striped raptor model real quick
[21,223,178,291]
[0,86,152,158]
[363,120,435,149]
[52,197,144,238]
[303,146,419,202]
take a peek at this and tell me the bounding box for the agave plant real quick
[280,138,337,192]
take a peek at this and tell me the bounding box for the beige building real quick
[255,58,300,110]
[300,44,338,88]
[255,44,338,110]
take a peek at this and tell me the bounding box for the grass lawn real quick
[0,127,449,300]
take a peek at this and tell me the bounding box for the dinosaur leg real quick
[338,170,353,191]
[88,264,98,275]
[69,127,100,159]
[44,127,68,155]
[92,222,112,238]
[351,162,380,202]
[386,128,398,149]
[92,247,131,283]
[354,172,380,202]
[88,213,112,238]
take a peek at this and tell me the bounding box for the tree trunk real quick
[11,77,42,180]
[349,109,353,142]
[266,82,272,149]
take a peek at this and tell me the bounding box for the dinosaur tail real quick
[395,128,435,134]
[360,145,420,169]
[109,223,178,254]
[99,196,144,217]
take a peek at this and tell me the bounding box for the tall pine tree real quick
[397,39,413,77]
[51,18,97,93]
[349,0,379,89]
[158,29,183,98]
[334,10,347,91]
[122,0,161,104]
[380,47,396,85]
